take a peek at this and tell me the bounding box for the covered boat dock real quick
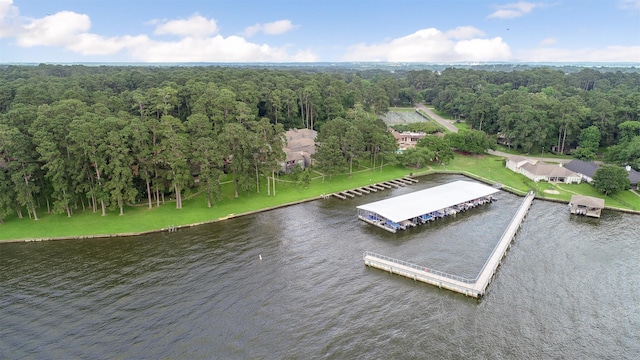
[569,195,605,218]
[357,180,499,233]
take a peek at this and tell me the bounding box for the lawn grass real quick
[423,106,447,117]
[0,165,415,241]
[1,154,638,242]
[453,121,470,131]
[494,144,573,160]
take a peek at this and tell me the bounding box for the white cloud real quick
[488,2,543,19]
[17,11,90,47]
[619,0,640,8]
[454,38,511,61]
[67,33,149,55]
[0,2,316,62]
[153,14,218,37]
[540,37,556,46]
[130,35,316,62]
[342,27,511,62]
[445,26,485,39]
[0,0,19,37]
[516,46,640,62]
[244,20,297,37]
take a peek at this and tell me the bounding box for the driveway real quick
[414,104,575,164]
[415,103,459,133]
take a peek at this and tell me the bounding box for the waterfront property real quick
[281,128,317,173]
[390,129,427,152]
[356,180,499,233]
[565,160,640,190]
[570,195,605,218]
[506,155,581,184]
[364,191,536,298]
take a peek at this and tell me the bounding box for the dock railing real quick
[473,191,534,281]
[363,191,536,289]
[363,251,476,284]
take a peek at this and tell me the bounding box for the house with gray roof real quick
[564,160,599,183]
[565,160,640,190]
[625,165,640,190]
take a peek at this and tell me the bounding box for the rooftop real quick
[520,162,578,178]
[565,160,599,178]
[570,195,605,209]
[356,180,500,223]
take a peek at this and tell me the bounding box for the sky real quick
[0,0,639,64]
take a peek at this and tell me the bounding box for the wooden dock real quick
[329,177,418,200]
[363,191,535,298]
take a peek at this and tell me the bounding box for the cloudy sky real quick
[0,0,639,63]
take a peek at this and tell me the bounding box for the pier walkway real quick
[363,191,535,298]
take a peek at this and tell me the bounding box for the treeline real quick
[1,64,640,222]
[0,65,405,222]
[407,67,640,166]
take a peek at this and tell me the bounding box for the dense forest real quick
[1,64,639,222]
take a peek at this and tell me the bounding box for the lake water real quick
[1,174,639,359]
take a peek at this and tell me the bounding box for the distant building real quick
[570,195,605,218]
[281,128,317,173]
[506,155,581,184]
[390,129,426,152]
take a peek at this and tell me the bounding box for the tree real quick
[186,113,224,207]
[445,129,496,154]
[31,99,88,217]
[0,166,13,223]
[127,115,155,208]
[572,125,601,161]
[218,122,254,198]
[401,147,434,168]
[0,123,41,220]
[251,118,285,195]
[69,111,109,215]
[416,136,454,164]
[157,115,191,209]
[592,165,630,195]
[103,115,137,215]
[312,134,346,180]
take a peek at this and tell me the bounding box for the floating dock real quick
[363,191,535,298]
[357,180,499,233]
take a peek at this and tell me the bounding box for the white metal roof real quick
[356,180,500,223]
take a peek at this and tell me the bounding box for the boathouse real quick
[569,195,605,218]
[357,180,499,233]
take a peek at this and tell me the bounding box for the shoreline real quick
[2,171,639,244]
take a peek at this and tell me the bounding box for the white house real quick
[506,156,581,184]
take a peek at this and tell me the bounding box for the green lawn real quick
[425,107,449,118]
[2,154,638,242]
[430,154,640,210]
[0,165,415,241]
[494,144,573,160]
[453,121,470,131]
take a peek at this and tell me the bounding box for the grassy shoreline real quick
[2,154,639,243]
